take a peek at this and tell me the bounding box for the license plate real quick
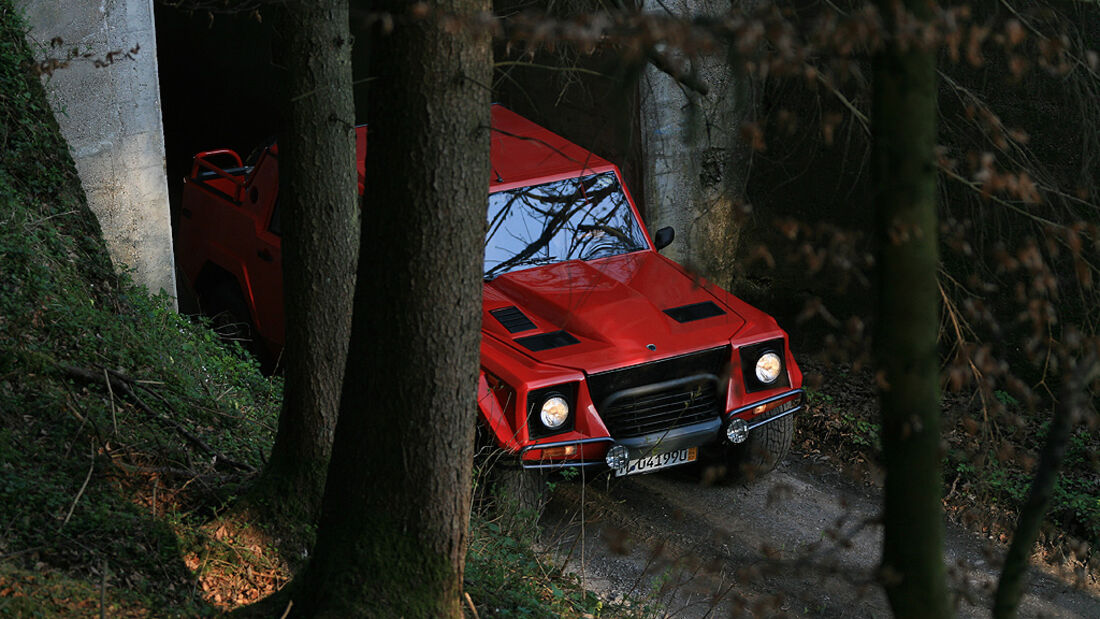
[615,447,698,477]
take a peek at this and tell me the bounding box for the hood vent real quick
[664,301,725,323]
[515,330,580,352]
[490,306,537,333]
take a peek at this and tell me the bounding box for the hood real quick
[482,251,750,374]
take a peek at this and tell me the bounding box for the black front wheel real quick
[201,279,270,370]
[723,415,795,481]
[490,465,549,533]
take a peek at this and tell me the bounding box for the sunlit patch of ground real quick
[179,511,291,610]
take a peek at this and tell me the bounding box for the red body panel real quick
[176,105,804,469]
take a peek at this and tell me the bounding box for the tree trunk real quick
[639,0,751,291]
[256,0,358,521]
[871,1,951,616]
[994,354,1099,618]
[292,0,492,615]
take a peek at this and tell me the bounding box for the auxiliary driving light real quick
[605,445,629,469]
[726,418,749,444]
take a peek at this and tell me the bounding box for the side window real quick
[268,195,281,236]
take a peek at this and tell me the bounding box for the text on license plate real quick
[615,447,698,477]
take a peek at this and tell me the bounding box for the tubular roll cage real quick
[189,149,247,203]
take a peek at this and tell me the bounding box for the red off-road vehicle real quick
[175,105,804,478]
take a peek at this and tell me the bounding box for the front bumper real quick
[518,388,804,471]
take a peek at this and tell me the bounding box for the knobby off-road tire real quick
[725,414,795,481]
[490,466,548,536]
[202,280,270,370]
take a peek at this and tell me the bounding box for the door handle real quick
[257,248,273,262]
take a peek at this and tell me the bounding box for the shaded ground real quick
[542,453,1100,617]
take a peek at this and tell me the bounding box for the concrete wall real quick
[640,0,753,290]
[17,0,176,301]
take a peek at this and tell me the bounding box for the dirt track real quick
[541,455,1100,617]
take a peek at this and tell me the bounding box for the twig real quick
[99,559,107,619]
[937,166,1066,230]
[61,364,256,473]
[279,600,293,619]
[104,368,117,436]
[494,60,607,78]
[63,400,90,459]
[101,369,256,473]
[112,461,206,479]
[939,281,995,442]
[24,209,77,229]
[809,65,868,126]
[61,440,95,530]
[0,546,44,561]
[646,47,709,96]
[811,63,1081,232]
[464,592,480,619]
[997,0,1100,81]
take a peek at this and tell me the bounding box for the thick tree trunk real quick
[639,0,750,291]
[256,0,358,521]
[292,0,492,615]
[871,1,951,616]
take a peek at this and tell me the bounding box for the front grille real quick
[599,376,720,438]
[587,346,730,439]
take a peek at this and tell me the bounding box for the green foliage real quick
[994,389,1020,408]
[465,515,606,618]
[841,412,881,449]
[799,365,1099,548]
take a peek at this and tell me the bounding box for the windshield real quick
[484,172,649,279]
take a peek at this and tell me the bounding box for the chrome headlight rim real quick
[539,395,570,430]
[755,351,783,384]
[526,383,578,438]
[738,338,790,393]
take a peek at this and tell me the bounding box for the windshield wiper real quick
[484,256,555,281]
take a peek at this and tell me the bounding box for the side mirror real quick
[654,227,675,251]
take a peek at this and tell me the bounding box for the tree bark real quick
[256,0,359,521]
[639,0,750,291]
[292,0,492,615]
[871,1,951,616]
[993,353,1099,618]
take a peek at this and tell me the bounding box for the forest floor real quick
[544,453,1100,618]
[539,356,1100,618]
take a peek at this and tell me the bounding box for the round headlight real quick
[755,351,782,384]
[540,396,570,429]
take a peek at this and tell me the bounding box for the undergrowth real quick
[796,358,1099,573]
[467,514,606,617]
[1,3,281,613]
